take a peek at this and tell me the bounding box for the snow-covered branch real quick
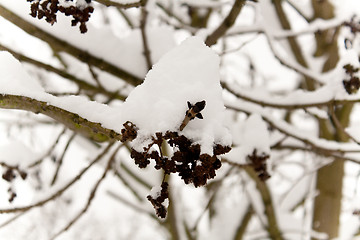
[0,94,122,142]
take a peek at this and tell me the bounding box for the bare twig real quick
[0,212,28,229]
[107,190,158,220]
[51,133,77,186]
[50,144,121,239]
[225,102,360,155]
[88,64,105,90]
[0,44,127,101]
[234,206,254,240]
[120,162,152,189]
[205,0,246,46]
[0,142,114,214]
[140,1,153,70]
[0,5,142,86]
[329,104,360,145]
[156,2,189,27]
[225,163,284,240]
[95,0,144,8]
[27,128,67,168]
[222,82,360,110]
[113,168,143,201]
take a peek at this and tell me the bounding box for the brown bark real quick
[311,1,347,239]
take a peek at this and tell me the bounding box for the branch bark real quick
[0,44,127,101]
[0,5,142,86]
[95,0,144,8]
[0,94,122,142]
[205,0,246,46]
[244,166,283,240]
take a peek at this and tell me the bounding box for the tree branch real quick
[0,142,115,214]
[0,5,142,86]
[0,94,122,142]
[205,0,246,46]
[94,0,144,8]
[140,2,153,70]
[226,102,360,154]
[50,144,121,239]
[222,81,360,109]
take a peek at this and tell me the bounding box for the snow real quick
[0,52,44,95]
[226,100,360,154]
[120,36,232,154]
[229,114,270,163]
[0,0,176,79]
[0,141,39,168]
[149,185,162,198]
[0,36,231,155]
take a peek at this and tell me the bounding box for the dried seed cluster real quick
[128,131,230,188]
[1,164,27,202]
[247,149,270,181]
[28,0,94,33]
[344,16,360,49]
[343,64,360,94]
[147,182,169,218]
[120,121,231,218]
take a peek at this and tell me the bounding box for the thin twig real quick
[329,104,360,145]
[88,64,105,90]
[0,5,142,86]
[205,0,246,46]
[95,0,144,8]
[0,44,126,101]
[50,144,121,239]
[140,1,153,70]
[51,133,77,186]
[113,168,143,201]
[225,103,360,155]
[120,162,152,189]
[106,190,158,220]
[235,164,284,240]
[0,212,28,229]
[156,2,189,27]
[272,144,360,164]
[0,142,114,214]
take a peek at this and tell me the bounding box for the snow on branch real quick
[117,37,232,217]
[0,4,143,85]
[0,37,232,218]
[226,100,360,158]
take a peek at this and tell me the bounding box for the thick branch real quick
[0,5,142,86]
[205,0,246,46]
[0,94,122,142]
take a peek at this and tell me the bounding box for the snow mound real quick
[121,36,232,154]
